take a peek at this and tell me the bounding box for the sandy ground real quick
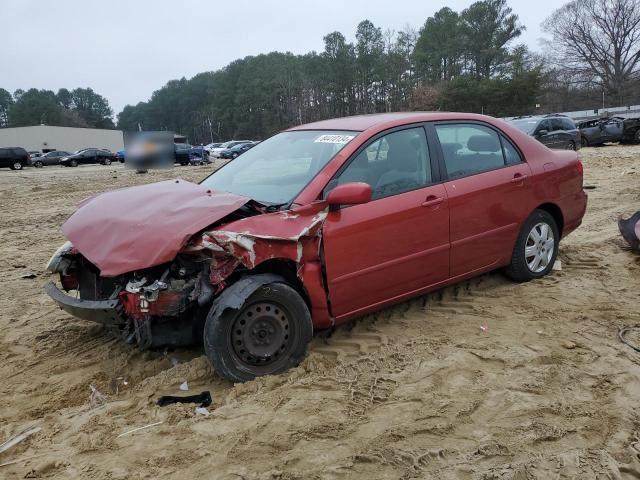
[0,148,640,479]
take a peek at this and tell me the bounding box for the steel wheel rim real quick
[230,301,292,370]
[525,222,555,273]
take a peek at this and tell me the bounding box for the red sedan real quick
[46,113,587,382]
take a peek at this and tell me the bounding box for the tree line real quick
[118,0,545,142]
[0,87,114,129]
[2,0,638,142]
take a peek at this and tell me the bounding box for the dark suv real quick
[509,115,581,150]
[0,147,30,170]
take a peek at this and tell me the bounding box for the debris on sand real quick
[116,421,163,438]
[89,384,107,409]
[0,425,42,454]
[157,391,212,408]
[179,381,189,391]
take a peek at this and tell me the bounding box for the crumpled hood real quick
[62,179,250,277]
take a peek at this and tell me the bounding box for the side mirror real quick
[536,129,548,137]
[326,182,372,207]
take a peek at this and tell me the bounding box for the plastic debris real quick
[179,381,189,391]
[195,407,210,416]
[157,391,212,408]
[552,259,562,271]
[116,421,163,438]
[0,426,42,454]
[89,384,107,408]
[480,319,489,333]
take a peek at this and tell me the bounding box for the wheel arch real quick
[249,258,312,309]
[535,203,564,236]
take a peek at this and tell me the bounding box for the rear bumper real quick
[45,281,125,325]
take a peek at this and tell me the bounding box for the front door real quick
[321,126,450,320]
[433,122,533,278]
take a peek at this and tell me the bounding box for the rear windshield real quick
[510,119,539,135]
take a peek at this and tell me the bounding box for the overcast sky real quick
[3,0,552,115]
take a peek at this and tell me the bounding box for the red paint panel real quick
[62,180,249,277]
[322,185,450,318]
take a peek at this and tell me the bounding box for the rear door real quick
[534,120,557,148]
[433,122,533,278]
[322,125,450,319]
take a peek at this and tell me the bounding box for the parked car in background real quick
[509,115,581,150]
[189,145,210,162]
[28,151,42,158]
[115,149,126,163]
[621,117,640,144]
[577,117,624,147]
[209,140,252,158]
[31,150,71,167]
[46,112,587,382]
[174,143,193,165]
[219,142,255,159]
[204,143,222,155]
[0,147,30,170]
[60,148,116,167]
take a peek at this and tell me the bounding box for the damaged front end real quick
[45,180,332,350]
[46,248,215,348]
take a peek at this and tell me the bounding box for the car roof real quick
[287,112,510,132]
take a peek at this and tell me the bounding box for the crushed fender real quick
[186,202,333,327]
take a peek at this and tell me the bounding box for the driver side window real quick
[325,127,431,201]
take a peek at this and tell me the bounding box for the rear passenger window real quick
[325,127,432,201]
[435,124,506,179]
[501,136,522,165]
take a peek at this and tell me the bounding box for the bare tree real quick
[543,0,640,105]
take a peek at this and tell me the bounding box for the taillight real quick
[576,159,583,175]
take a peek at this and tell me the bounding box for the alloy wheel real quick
[525,222,555,273]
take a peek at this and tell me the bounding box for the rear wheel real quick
[505,209,559,282]
[103,158,111,165]
[10,162,23,170]
[69,159,78,167]
[566,141,576,150]
[204,281,312,383]
[34,160,43,168]
[635,129,640,143]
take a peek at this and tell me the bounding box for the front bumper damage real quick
[45,281,124,325]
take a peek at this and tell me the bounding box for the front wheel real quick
[505,209,559,282]
[34,160,43,168]
[581,137,588,148]
[566,141,576,150]
[103,158,111,165]
[69,159,78,167]
[204,281,312,383]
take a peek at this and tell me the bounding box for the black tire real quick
[10,162,23,170]
[635,129,640,143]
[505,209,559,282]
[69,159,78,167]
[566,140,576,150]
[34,160,43,168]
[103,158,111,165]
[204,281,312,383]
[581,137,588,148]
[232,153,238,159]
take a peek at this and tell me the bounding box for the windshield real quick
[510,119,539,135]
[201,130,357,204]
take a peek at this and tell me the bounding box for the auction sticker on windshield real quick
[314,134,355,144]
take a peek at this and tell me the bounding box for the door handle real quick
[510,174,528,184]
[422,195,444,207]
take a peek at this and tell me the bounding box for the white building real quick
[0,125,124,153]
